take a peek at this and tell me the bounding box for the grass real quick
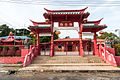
[118,66,120,68]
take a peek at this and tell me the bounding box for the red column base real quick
[50,50,53,57]
[80,48,84,57]
[50,46,54,57]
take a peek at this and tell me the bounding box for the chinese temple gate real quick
[28,7,107,57]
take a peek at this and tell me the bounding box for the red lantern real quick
[83,18,87,23]
[45,18,50,23]
[34,35,37,38]
[30,32,34,37]
[55,31,61,35]
[99,31,104,35]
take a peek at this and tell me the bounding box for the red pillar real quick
[50,22,54,57]
[66,42,68,55]
[93,32,98,56]
[37,33,40,56]
[79,24,84,57]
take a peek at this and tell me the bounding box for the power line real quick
[1,0,120,7]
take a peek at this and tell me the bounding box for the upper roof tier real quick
[30,7,104,26]
[44,7,88,13]
[43,7,90,22]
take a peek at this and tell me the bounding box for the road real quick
[0,72,120,80]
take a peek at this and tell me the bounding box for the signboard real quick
[38,24,51,27]
[53,27,79,31]
[82,32,94,36]
[39,33,51,36]
[59,22,74,27]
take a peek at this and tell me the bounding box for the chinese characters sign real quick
[59,22,74,27]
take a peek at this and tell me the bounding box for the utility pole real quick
[14,29,16,45]
[115,29,120,37]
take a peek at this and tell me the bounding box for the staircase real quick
[19,56,120,71]
[31,56,105,64]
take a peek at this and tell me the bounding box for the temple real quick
[28,7,107,57]
[0,32,22,45]
[0,7,119,68]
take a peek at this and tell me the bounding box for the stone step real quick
[0,64,23,67]
[19,65,120,71]
[32,61,104,64]
[29,63,111,67]
[33,56,104,60]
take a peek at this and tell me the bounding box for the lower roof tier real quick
[83,25,107,32]
[28,25,107,33]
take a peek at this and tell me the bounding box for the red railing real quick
[99,44,117,67]
[23,46,36,67]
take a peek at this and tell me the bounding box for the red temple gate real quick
[28,7,107,57]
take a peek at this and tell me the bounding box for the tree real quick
[39,31,59,43]
[0,24,31,37]
[29,31,59,44]
[15,29,30,36]
[97,32,120,44]
[0,24,14,37]
[64,36,70,39]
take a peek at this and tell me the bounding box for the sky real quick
[0,0,120,38]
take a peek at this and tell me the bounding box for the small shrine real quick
[0,32,22,45]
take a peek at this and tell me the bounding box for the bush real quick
[0,46,3,51]
[114,44,120,56]
[14,46,19,51]
[4,46,9,51]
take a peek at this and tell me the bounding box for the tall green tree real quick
[29,31,59,44]
[40,31,59,43]
[97,32,120,44]
[0,24,14,37]
[15,29,30,36]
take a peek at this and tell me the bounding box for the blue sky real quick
[0,0,120,38]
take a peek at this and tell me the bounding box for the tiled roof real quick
[83,25,107,28]
[0,36,31,39]
[44,12,90,15]
[28,26,50,28]
[54,38,105,42]
[28,25,107,29]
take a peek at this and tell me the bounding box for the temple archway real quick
[28,7,107,57]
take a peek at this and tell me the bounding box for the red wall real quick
[106,47,115,56]
[0,57,24,64]
[21,49,30,57]
[115,56,120,66]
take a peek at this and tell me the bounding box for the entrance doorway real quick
[54,41,79,56]
[83,41,93,56]
[68,45,72,51]
[40,44,50,56]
